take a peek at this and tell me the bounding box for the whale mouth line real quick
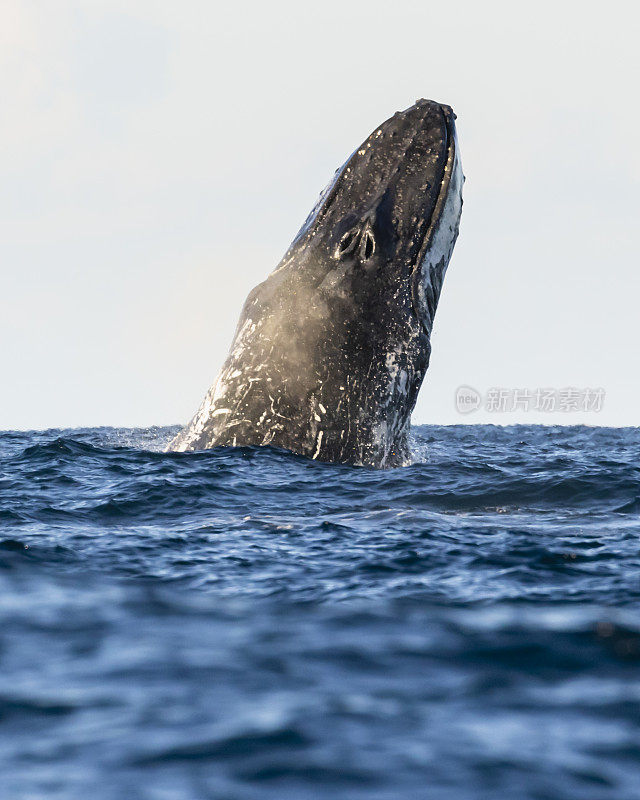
[418,107,455,251]
[410,106,458,332]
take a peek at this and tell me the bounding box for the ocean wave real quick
[1,424,640,798]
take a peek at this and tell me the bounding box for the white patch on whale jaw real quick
[414,137,464,334]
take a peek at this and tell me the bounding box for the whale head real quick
[169,99,464,466]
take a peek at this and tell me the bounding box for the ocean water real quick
[1,424,639,800]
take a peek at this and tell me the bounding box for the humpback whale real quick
[169,99,463,467]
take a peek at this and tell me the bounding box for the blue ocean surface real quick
[1,424,639,799]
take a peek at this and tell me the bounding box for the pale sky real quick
[2,0,638,430]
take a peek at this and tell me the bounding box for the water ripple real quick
[1,424,639,799]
